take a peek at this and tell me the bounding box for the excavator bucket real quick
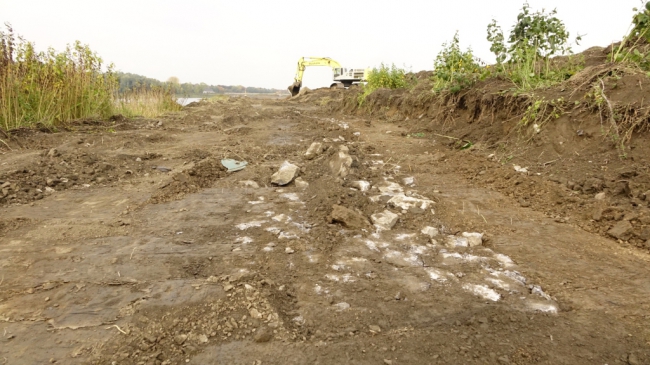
[288,81,301,97]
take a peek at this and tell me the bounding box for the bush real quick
[487,2,581,89]
[358,63,409,105]
[115,85,181,118]
[432,32,484,93]
[611,2,650,70]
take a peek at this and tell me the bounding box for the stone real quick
[46,148,59,158]
[304,142,323,160]
[330,205,370,229]
[628,353,640,365]
[285,247,295,254]
[371,210,399,230]
[594,192,607,200]
[253,327,273,343]
[350,181,371,192]
[445,235,469,248]
[271,161,299,186]
[197,334,209,344]
[638,227,650,241]
[608,220,634,241]
[174,334,187,345]
[421,226,439,238]
[462,232,483,247]
[519,199,531,208]
[369,325,381,333]
[294,178,309,189]
[387,194,433,210]
[583,177,604,193]
[239,180,260,189]
[329,145,353,178]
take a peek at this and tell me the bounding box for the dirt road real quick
[1,95,649,364]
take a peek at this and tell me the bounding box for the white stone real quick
[371,210,399,230]
[462,232,483,247]
[421,226,439,238]
[329,146,353,177]
[271,161,299,186]
[239,180,260,189]
[387,194,433,210]
[304,142,323,160]
[295,177,309,189]
[350,181,371,192]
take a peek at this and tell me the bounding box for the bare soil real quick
[1,60,650,364]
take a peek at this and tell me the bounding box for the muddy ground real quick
[1,89,650,365]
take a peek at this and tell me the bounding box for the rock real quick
[46,148,59,158]
[285,247,295,254]
[330,205,370,229]
[174,334,187,345]
[384,360,393,365]
[592,208,603,221]
[254,327,273,343]
[639,227,650,241]
[462,232,483,247]
[135,157,142,162]
[44,187,56,194]
[371,210,399,230]
[595,192,607,200]
[271,161,299,186]
[583,177,604,193]
[239,180,260,189]
[421,226,439,238]
[298,87,311,96]
[329,145,353,178]
[294,178,309,189]
[304,142,323,160]
[197,334,209,344]
[519,199,531,208]
[334,302,350,311]
[431,152,446,161]
[350,180,371,192]
[445,235,469,248]
[608,220,634,241]
[387,194,433,210]
[628,353,640,365]
[369,325,381,333]
[249,308,262,319]
[642,191,650,201]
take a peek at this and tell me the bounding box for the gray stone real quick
[271,161,299,186]
[329,145,353,178]
[330,205,370,229]
[254,327,273,343]
[421,226,439,238]
[608,220,634,241]
[371,210,399,230]
[304,142,323,160]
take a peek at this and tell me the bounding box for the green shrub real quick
[487,2,581,89]
[432,32,484,93]
[358,63,409,105]
[611,2,650,70]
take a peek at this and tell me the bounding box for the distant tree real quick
[167,76,180,85]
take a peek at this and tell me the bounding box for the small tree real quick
[432,32,483,93]
[487,2,580,89]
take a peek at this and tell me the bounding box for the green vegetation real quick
[0,24,184,131]
[0,24,115,130]
[116,72,280,97]
[358,63,409,105]
[431,32,484,93]
[611,2,650,70]
[115,86,181,118]
[487,2,582,90]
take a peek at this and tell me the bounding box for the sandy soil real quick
[1,93,649,365]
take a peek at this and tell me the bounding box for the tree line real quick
[116,72,281,96]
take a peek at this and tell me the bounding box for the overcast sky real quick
[0,0,642,90]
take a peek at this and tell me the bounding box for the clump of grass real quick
[115,86,181,118]
[0,24,115,130]
[358,63,410,105]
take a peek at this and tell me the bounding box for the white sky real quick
[1,0,641,90]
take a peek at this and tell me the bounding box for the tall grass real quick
[115,86,181,118]
[0,25,115,130]
[0,24,181,132]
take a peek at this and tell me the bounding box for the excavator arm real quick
[288,57,343,96]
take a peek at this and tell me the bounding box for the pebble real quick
[285,247,295,254]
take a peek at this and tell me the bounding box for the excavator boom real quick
[288,57,343,96]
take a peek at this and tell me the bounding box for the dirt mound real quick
[328,49,650,251]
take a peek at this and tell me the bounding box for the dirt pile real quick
[321,48,650,251]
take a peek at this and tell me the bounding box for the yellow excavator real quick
[288,57,367,96]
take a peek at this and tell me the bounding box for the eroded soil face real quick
[1,96,649,365]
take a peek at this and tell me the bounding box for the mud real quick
[1,79,650,364]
